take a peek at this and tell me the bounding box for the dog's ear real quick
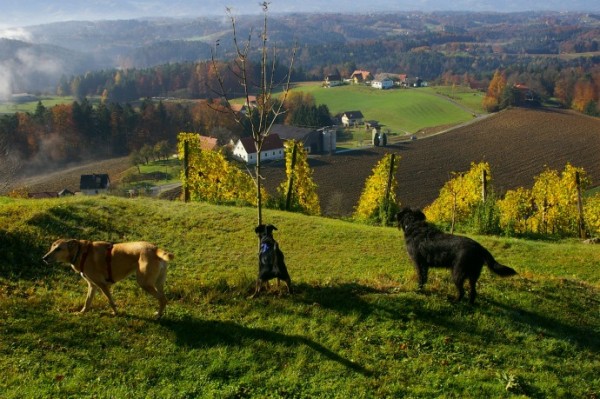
[266,224,277,234]
[396,208,410,222]
[65,239,79,256]
[414,209,426,221]
[255,225,265,234]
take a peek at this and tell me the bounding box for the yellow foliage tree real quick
[584,193,600,237]
[177,133,261,205]
[482,70,506,112]
[277,140,321,215]
[354,153,399,225]
[497,187,534,234]
[498,163,590,236]
[425,162,491,230]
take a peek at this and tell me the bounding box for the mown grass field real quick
[1,196,598,398]
[291,83,480,134]
[0,96,76,114]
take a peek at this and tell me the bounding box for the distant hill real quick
[1,10,599,96]
[0,38,103,98]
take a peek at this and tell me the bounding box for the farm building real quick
[372,77,394,90]
[199,136,219,151]
[340,111,365,127]
[270,124,337,154]
[232,134,285,165]
[350,70,372,84]
[323,73,343,87]
[80,174,110,195]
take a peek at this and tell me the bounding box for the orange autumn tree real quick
[571,78,597,113]
[482,70,506,112]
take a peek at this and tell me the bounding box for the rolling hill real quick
[260,107,600,216]
[9,106,599,219]
[1,196,599,397]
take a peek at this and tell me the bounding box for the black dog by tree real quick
[251,224,292,297]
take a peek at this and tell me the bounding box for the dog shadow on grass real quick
[484,297,600,353]
[159,316,372,376]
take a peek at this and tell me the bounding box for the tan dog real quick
[43,239,174,318]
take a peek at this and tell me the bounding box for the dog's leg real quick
[414,262,429,290]
[455,280,466,302]
[250,279,263,298]
[468,280,477,304]
[283,278,292,295]
[137,278,167,319]
[80,280,97,313]
[154,262,168,318]
[96,282,119,315]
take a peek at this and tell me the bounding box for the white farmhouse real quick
[232,134,285,165]
[372,77,394,90]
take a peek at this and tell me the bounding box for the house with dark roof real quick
[270,124,337,154]
[80,174,110,195]
[340,111,365,127]
[232,134,285,165]
[323,73,343,87]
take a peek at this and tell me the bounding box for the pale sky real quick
[1,0,599,28]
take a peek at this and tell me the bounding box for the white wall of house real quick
[232,140,285,165]
[232,141,250,163]
[372,78,394,89]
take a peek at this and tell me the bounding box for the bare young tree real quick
[210,2,296,226]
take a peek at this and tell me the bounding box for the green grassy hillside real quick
[1,196,598,398]
[292,83,480,134]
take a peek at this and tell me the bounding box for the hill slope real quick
[0,196,598,397]
[261,107,600,215]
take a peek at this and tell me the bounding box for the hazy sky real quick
[1,0,599,28]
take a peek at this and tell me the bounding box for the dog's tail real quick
[483,249,517,277]
[156,248,175,262]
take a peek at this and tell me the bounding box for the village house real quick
[270,124,337,154]
[79,174,110,195]
[323,73,343,87]
[339,111,365,127]
[198,136,219,151]
[350,70,372,84]
[232,134,285,165]
[371,77,394,90]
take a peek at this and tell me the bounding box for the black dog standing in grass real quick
[251,224,292,298]
[396,208,517,304]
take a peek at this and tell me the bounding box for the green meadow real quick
[0,96,76,114]
[1,196,598,398]
[291,83,481,134]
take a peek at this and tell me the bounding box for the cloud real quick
[0,47,65,99]
[0,66,13,100]
[0,27,32,41]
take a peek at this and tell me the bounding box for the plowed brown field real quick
[7,108,600,218]
[261,107,600,216]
